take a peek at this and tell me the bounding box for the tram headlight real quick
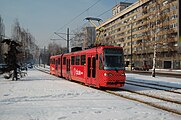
[104,73,113,76]
[121,73,125,76]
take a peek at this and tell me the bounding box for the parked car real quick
[27,63,33,69]
[142,65,152,71]
[20,66,27,71]
[0,64,8,74]
[133,65,152,71]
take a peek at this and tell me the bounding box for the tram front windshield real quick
[104,48,124,70]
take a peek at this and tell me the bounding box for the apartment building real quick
[97,0,180,69]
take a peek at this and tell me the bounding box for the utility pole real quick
[54,28,70,53]
[39,54,40,66]
[67,28,69,53]
[44,46,45,68]
[130,21,133,71]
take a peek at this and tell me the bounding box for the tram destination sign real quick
[104,48,123,54]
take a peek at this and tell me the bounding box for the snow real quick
[124,84,181,103]
[126,73,181,89]
[0,69,181,120]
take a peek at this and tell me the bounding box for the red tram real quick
[50,45,126,88]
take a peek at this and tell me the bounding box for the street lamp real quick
[124,21,133,71]
[130,21,133,71]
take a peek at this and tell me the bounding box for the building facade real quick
[112,2,132,16]
[83,27,96,49]
[97,0,180,69]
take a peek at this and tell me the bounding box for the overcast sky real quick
[0,0,137,48]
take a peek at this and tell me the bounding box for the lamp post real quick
[130,21,133,71]
[124,20,133,71]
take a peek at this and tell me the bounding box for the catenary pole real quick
[67,28,69,53]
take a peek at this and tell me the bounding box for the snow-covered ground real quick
[126,73,181,89]
[0,69,180,120]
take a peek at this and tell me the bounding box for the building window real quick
[171,14,177,20]
[170,23,177,28]
[171,5,177,11]
[163,0,168,6]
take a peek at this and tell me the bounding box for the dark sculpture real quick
[1,39,21,80]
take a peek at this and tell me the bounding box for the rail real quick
[35,65,181,115]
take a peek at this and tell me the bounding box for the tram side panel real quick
[57,55,62,77]
[62,55,70,80]
[50,57,56,75]
[50,46,126,88]
[70,53,87,83]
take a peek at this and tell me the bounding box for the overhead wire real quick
[97,8,112,17]
[50,0,134,44]
[49,0,102,44]
[55,0,102,32]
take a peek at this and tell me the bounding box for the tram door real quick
[65,58,71,79]
[66,59,70,73]
[55,59,58,75]
[87,55,96,85]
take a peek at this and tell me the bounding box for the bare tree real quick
[71,28,85,48]
[0,16,5,63]
[47,42,66,55]
[11,19,39,64]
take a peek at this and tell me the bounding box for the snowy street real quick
[0,69,181,120]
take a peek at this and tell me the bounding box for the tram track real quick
[35,66,181,115]
[118,86,181,104]
[126,79,181,90]
[34,65,50,74]
[126,70,181,78]
[104,79,181,115]
[126,80,181,94]
[105,89,181,115]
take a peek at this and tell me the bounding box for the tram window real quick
[63,57,66,65]
[71,56,75,65]
[92,57,96,78]
[96,54,98,60]
[99,54,103,70]
[76,56,80,65]
[53,59,55,64]
[58,58,60,65]
[88,57,91,77]
[81,55,86,65]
